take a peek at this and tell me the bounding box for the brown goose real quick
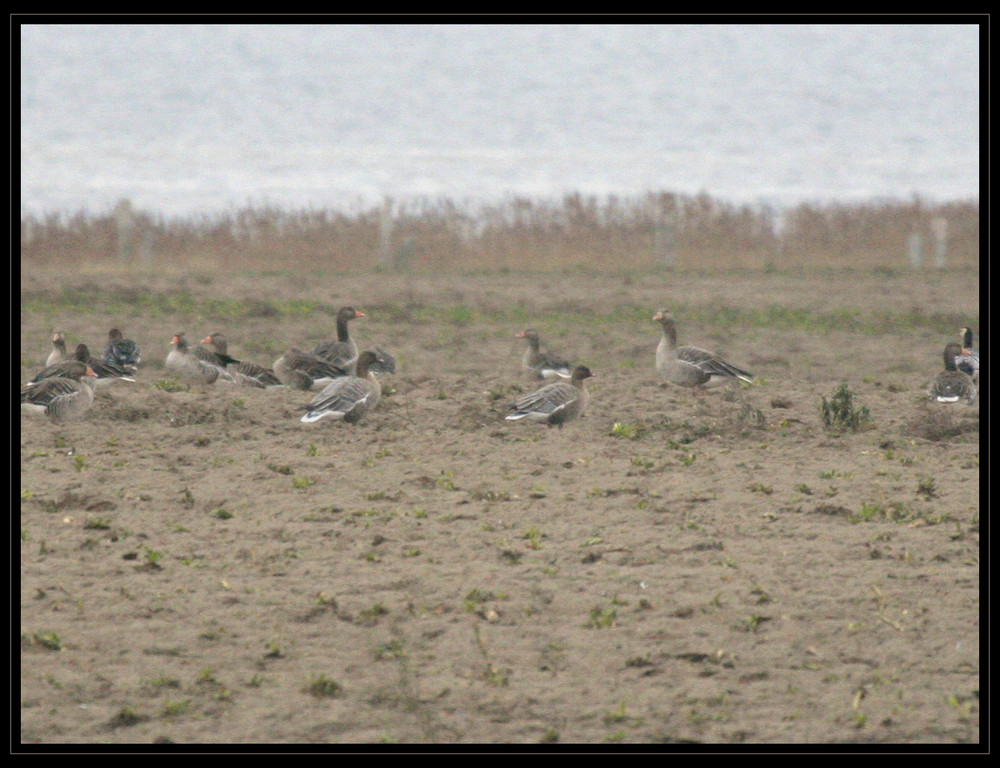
[273,349,349,391]
[313,306,364,372]
[957,326,979,384]
[25,358,96,388]
[928,342,977,404]
[300,350,384,424]
[197,332,242,368]
[201,333,281,388]
[166,332,230,386]
[46,330,67,368]
[517,329,572,380]
[505,365,593,428]
[653,311,753,389]
[21,367,97,421]
[73,343,137,388]
[103,328,141,370]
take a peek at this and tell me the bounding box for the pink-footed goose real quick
[957,327,980,384]
[300,350,384,424]
[313,306,365,372]
[653,311,753,389]
[21,367,97,421]
[517,329,572,380]
[506,365,593,428]
[928,342,977,404]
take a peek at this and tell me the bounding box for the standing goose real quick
[166,332,229,386]
[300,350,384,424]
[72,343,137,388]
[517,329,572,380]
[928,342,977,404]
[506,365,593,428]
[313,306,365,372]
[103,328,141,370]
[21,367,97,421]
[273,349,349,391]
[46,330,67,368]
[957,327,980,384]
[653,311,753,389]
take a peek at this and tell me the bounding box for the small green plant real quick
[292,476,316,490]
[611,422,646,440]
[587,606,617,629]
[523,526,544,549]
[143,546,164,569]
[305,675,343,698]
[210,508,233,520]
[916,477,938,499]
[820,384,872,431]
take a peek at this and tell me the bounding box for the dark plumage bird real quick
[103,328,141,370]
[313,306,365,372]
[928,342,977,404]
[300,350,385,424]
[196,332,241,368]
[25,358,96,388]
[506,365,593,428]
[21,366,97,421]
[166,332,230,386]
[273,349,349,391]
[73,343,137,388]
[200,332,281,388]
[653,310,753,389]
[517,329,572,380]
[956,326,980,384]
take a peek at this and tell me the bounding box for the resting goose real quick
[72,343,137,388]
[21,367,97,421]
[166,332,230,386]
[25,358,96,388]
[197,332,242,368]
[653,311,753,389]
[300,350,384,424]
[199,333,279,388]
[928,342,977,404]
[313,306,364,372]
[517,329,572,380]
[46,330,67,368]
[103,328,141,370]
[957,327,980,384]
[506,365,593,428]
[273,349,349,391]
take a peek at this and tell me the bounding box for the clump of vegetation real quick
[820,384,872,431]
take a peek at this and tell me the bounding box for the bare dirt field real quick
[19,265,980,747]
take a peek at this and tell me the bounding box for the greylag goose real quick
[517,329,572,380]
[273,349,349,391]
[313,306,365,372]
[103,328,141,370]
[957,326,980,383]
[166,332,230,386]
[928,342,977,404]
[653,311,753,388]
[300,350,384,424]
[200,332,280,387]
[72,343,137,388]
[21,367,97,420]
[25,358,96,388]
[506,365,593,428]
[46,330,67,368]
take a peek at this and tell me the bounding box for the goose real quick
[517,329,572,380]
[21,367,97,421]
[200,332,280,388]
[166,332,230,386]
[505,365,593,428]
[24,358,96,388]
[46,330,67,368]
[103,328,141,370]
[313,306,364,372]
[300,350,384,424]
[653,311,753,389]
[72,343,137,388]
[957,327,980,383]
[928,342,977,404]
[273,349,349,391]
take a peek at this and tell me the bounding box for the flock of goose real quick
[20,308,981,425]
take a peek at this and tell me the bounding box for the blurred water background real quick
[19,23,980,220]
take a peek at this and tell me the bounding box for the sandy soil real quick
[19,267,980,747]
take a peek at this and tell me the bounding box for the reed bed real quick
[20,191,979,274]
